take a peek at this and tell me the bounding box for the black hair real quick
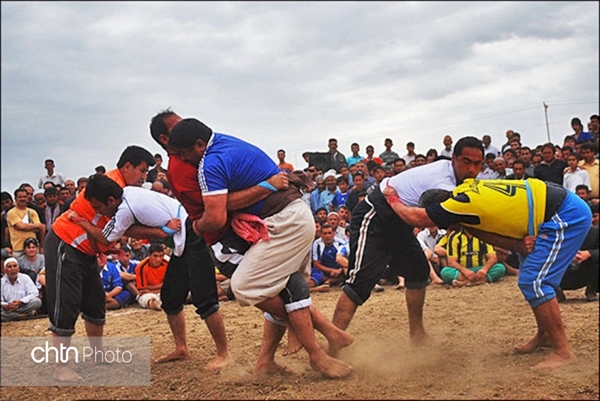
[95,165,106,174]
[116,145,156,169]
[149,243,165,255]
[1,191,12,201]
[169,118,214,150]
[453,136,484,158]
[83,174,123,204]
[575,184,590,192]
[418,189,453,208]
[149,108,176,148]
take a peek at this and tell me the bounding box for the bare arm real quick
[226,172,289,211]
[13,222,45,232]
[194,194,228,234]
[124,224,175,241]
[463,227,535,255]
[447,256,476,281]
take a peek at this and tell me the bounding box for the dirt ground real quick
[1,275,598,400]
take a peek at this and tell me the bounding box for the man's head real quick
[147,243,165,268]
[83,174,124,217]
[591,203,599,227]
[19,184,34,204]
[315,207,328,223]
[505,129,514,140]
[338,205,349,222]
[372,165,385,182]
[323,170,337,191]
[277,149,286,162]
[314,219,322,239]
[327,212,340,229]
[336,176,349,193]
[154,153,163,168]
[95,165,106,175]
[571,117,583,134]
[128,237,144,251]
[58,187,71,203]
[1,192,13,212]
[350,143,360,155]
[576,185,590,201]
[118,247,132,266]
[314,176,326,193]
[451,136,484,183]
[443,135,453,149]
[44,187,59,206]
[23,237,39,258]
[33,190,45,207]
[509,138,521,152]
[579,143,596,163]
[406,142,415,153]
[512,159,525,179]
[13,188,29,209]
[150,109,183,150]
[503,148,516,163]
[493,157,507,176]
[44,159,55,174]
[541,143,556,163]
[117,145,156,186]
[393,158,406,174]
[519,147,532,164]
[64,179,76,196]
[414,154,426,166]
[76,176,88,194]
[485,153,496,169]
[566,154,580,170]
[168,118,214,166]
[355,161,368,176]
[482,135,492,148]
[352,171,365,189]
[365,145,375,157]
[3,257,19,281]
[532,153,542,167]
[328,138,338,153]
[384,138,393,151]
[426,149,438,163]
[338,166,350,177]
[590,114,599,132]
[320,223,335,246]
[563,135,576,149]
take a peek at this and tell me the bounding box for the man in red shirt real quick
[149,110,289,370]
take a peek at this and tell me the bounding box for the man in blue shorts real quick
[383,178,591,370]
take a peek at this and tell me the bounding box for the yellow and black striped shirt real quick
[446,229,494,268]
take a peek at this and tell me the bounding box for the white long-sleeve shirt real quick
[1,273,39,305]
[563,167,591,193]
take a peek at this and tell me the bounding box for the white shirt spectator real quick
[440,148,453,158]
[1,272,39,305]
[563,167,591,193]
[416,228,447,252]
[38,172,66,189]
[483,144,500,158]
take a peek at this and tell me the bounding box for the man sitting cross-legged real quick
[134,244,168,311]
[1,257,42,321]
[96,253,126,310]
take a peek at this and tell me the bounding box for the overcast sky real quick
[2,1,599,193]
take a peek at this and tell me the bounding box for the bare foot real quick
[283,331,303,356]
[53,366,82,382]
[205,353,233,370]
[254,361,291,377]
[155,348,190,363]
[532,351,577,370]
[309,352,352,379]
[410,332,432,348]
[310,284,330,293]
[431,278,444,285]
[326,329,354,357]
[514,334,552,354]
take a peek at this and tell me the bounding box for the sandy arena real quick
[1,275,598,400]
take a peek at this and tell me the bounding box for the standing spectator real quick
[58,186,71,206]
[310,176,326,214]
[563,154,591,194]
[578,143,599,200]
[519,146,535,176]
[501,129,516,154]
[1,257,42,321]
[346,143,364,167]
[364,145,383,165]
[95,165,107,175]
[276,149,294,173]
[76,177,89,195]
[482,134,500,158]
[346,171,367,213]
[414,154,427,167]
[534,143,568,185]
[439,135,453,158]
[403,142,417,165]
[588,114,599,143]
[570,117,593,144]
[147,153,168,183]
[425,149,439,164]
[19,184,46,229]
[64,179,77,199]
[37,159,66,189]
[17,237,45,283]
[6,189,45,258]
[328,138,347,172]
[506,159,530,180]
[379,138,400,165]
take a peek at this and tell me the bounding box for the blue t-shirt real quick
[199,133,280,215]
[100,263,123,292]
[331,191,349,211]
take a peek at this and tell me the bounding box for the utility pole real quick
[543,102,551,142]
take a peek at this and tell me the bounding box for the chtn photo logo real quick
[30,341,133,364]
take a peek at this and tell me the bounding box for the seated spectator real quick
[563,154,591,193]
[134,243,168,311]
[337,205,350,228]
[416,226,446,285]
[310,176,326,213]
[575,185,594,208]
[440,228,506,287]
[58,186,71,206]
[97,253,127,310]
[494,247,520,276]
[311,224,346,286]
[16,237,45,283]
[330,176,349,212]
[314,207,328,225]
[556,226,598,302]
[128,237,150,262]
[1,257,42,321]
[393,158,406,175]
[111,247,139,302]
[318,169,339,211]
[326,211,347,241]
[578,142,599,201]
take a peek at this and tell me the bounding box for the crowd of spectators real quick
[2,114,599,321]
